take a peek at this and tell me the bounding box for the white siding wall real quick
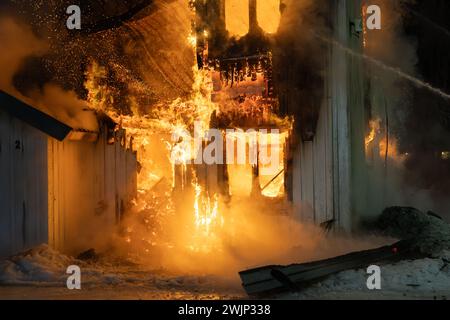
[293,95,334,225]
[0,111,48,257]
[0,109,138,257]
[292,0,354,231]
[48,125,137,254]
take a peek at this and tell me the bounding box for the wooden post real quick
[249,0,259,34]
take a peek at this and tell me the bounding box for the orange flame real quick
[365,118,381,152]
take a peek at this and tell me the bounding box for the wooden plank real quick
[94,125,107,219]
[300,141,314,222]
[105,140,117,225]
[239,240,417,297]
[330,0,352,231]
[55,140,63,251]
[47,139,55,248]
[22,123,48,247]
[291,144,302,221]
[313,100,328,224]
[324,74,334,222]
[0,111,12,257]
[12,118,24,253]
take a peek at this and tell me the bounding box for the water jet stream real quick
[314,32,450,102]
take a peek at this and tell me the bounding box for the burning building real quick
[187,0,402,232]
[0,0,449,301]
[187,0,450,232]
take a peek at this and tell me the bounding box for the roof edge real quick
[0,90,73,141]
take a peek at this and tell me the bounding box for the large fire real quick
[191,176,224,252]
[83,1,291,264]
[83,29,229,253]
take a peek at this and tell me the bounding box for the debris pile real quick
[378,207,450,256]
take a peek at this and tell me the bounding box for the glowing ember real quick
[362,3,368,48]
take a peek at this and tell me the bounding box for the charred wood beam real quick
[80,0,154,33]
[248,0,259,35]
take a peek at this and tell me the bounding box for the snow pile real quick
[283,251,450,299]
[0,244,74,285]
[0,245,111,286]
[0,244,242,298]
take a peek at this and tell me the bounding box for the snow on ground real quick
[278,251,450,300]
[0,244,244,299]
[0,245,73,285]
[1,244,450,299]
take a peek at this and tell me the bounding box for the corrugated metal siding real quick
[0,110,48,257]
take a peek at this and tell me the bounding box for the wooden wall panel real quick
[47,125,138,254]
[291,0,360,230]
[0,111,138,257]
[0,111,12,257]
[0,112,48,257]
